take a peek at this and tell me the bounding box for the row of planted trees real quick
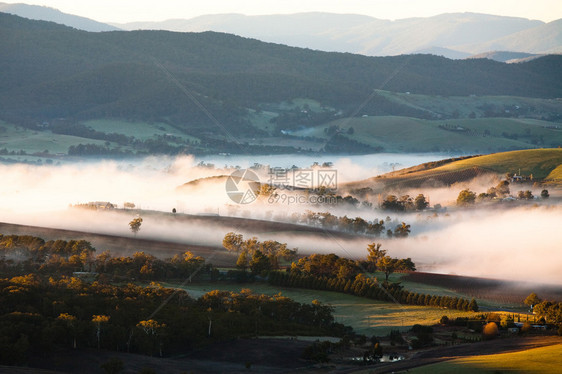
[268,270,478,312]
[222,234,479,312]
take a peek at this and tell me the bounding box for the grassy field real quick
[396,280,520,312]
[407,343,562,373]
[168,282,479,336]
[436,148,562,179]
[294,116,562,153]
[0,122,112,154]
[247,109,278,134]
[348,148,562,190]
[375,90,562,120]
[546,164,562,183]
[84,119,199,143]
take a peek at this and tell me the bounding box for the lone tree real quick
[495,180,510,197]
[457,189,476,206]
[137,319,166,357]
[366,243,387,271]
[414,194,429,210]
[393,222,411,238]
[223,232,243,252]
[377,255,416,282]
[249,249,271,275]
[129,217,143,236]
[236,250,249,271]
[524,292,541,309]
[541,189,549,199]
[517,190,533,200]
[92,314,110,349]
[57,313,77,349]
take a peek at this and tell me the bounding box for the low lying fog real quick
[0,153,448,214]
[0,153,560,285]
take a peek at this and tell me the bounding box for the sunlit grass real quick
[438,148,562,179]
[167,282,479,335]
[408,344,562,373]
[546,164,562,182]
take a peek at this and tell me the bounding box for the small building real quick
[91,201,115,210]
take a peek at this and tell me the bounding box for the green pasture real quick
[376,90,562,120]
[407,343,562,374]
[294,116,562,153]
[167,281,479,335]
[0,122,111,154]
[437,148,562,179]
[83,119,199,143]
[545,164,562,182]
[247,109,277,133]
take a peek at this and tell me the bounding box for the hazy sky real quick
[2,0,561,23]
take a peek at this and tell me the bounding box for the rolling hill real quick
[468,51,543,63]
[114,12,554,59]
[2,13,562,120]
[4,4,559,60]
[293,116,562,153]
[349,149,562,190]
[465,18,562,55]
[1,12,562,156]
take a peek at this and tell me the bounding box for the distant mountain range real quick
[0,2,119,32]
[1,3,561,60]
[113,12,562,59]
[468,51,544,63]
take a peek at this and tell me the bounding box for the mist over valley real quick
[0,4,561,373]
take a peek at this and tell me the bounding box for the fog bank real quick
[0,154,559,285]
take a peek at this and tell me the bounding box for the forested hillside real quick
[2,13,562,128]
[2,12,562,155]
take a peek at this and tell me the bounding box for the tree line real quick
[222,232,298,274]
[0,234,214,281]
[268,271,478,312]
[526,293,562,328]
[457,179,550,206]
[285,210,411,238]
[222,235,479,312]
[381,194,429,212]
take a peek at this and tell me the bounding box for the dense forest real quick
[0,234,348,365]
